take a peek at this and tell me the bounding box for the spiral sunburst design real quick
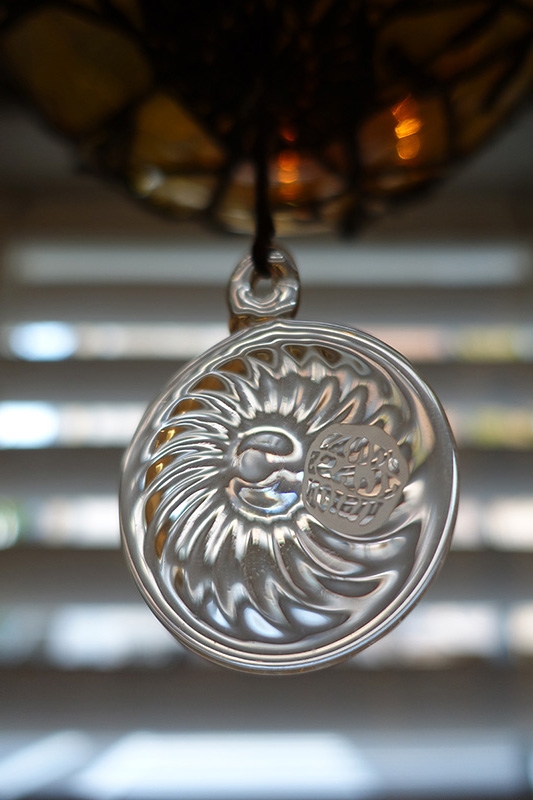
[121,320,457,672]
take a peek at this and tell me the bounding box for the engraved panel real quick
[303,424,409,536]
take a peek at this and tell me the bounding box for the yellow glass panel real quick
[453,52,533,153]
[133,172,217,215]
[131,92,224,172]
[435,9,533,81]
[1,8,152,136]
[376,3,487,91]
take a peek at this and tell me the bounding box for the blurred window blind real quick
[1,109,533,798]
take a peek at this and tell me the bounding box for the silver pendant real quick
[120,246,458,673]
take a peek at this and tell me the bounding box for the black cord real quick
[251,128,275,277]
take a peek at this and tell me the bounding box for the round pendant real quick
[120,309,458,673]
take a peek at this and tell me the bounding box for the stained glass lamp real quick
[0,0,532,234]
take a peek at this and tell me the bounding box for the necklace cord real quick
[251,127,275,278]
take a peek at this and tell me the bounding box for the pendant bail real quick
[227,245,300,333]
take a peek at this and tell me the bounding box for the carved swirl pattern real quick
[121,321,457,671]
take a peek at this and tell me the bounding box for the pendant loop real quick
[228,245,300,332]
